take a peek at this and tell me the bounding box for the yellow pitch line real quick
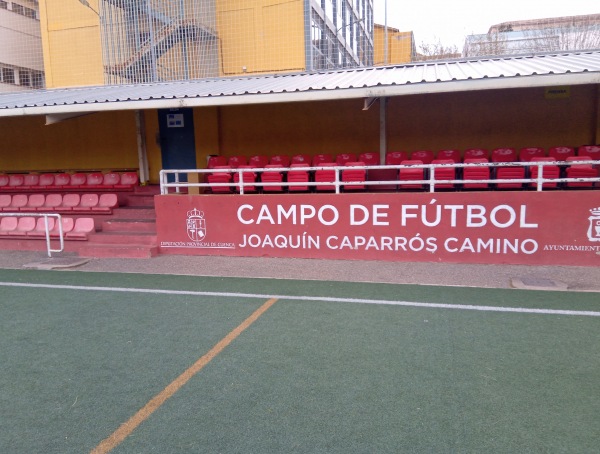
[91,297,279,454]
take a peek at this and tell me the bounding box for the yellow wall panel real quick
[261,1,304,71]
[218,8,257,75]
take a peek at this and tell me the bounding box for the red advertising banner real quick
[155,192,600,266]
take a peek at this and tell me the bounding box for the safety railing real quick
[0,213,64,257]
[159,159,600,195]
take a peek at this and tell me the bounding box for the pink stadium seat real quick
[102,172,120,187]
[399,160,425,190]
[463,158,491,189]
[464,148,489,160]
[21,194,45,212]
[53,173,71,187]
[248,155,269,168]
[66,173,87,189]
[228,156,248,168]
[411,150,434,164]
[116,172,139,189]
[233,165,257,193]
[548,146,575,161]
[38,173,55,188]
[66,217,95,239]
[28,216,56,237]
[261,164,285,192]
[359,152,381,166]
[50,217,74,236]
[269,155,291,167]
[206,166,233,193]
[85,172,104,188]
[9,216,36,236]
[0,175,9,190]
[78,193,100,211]
[207,156,228,169]
[565,157,597,188]
[312,154,334,166]
[9,194,28,210]
[431,159,456,189]
[0,195,12,211]
[315,162,337,192]
[335,153,357,166]
[436,149,461,162]
[287,163,310,192]
[342,162,366,191]
[385,151,409,165]
[8,174,25,189]
[529,157,560,189]
[60,193,81,211]
[0,216,18,235]
[519,147,545,162]
[94,193,118,212]
[38,193,63,211]
[291,154,311,165]
[22,174,40,190]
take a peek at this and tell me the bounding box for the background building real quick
[0,0,44,92]
[373,24,415,65]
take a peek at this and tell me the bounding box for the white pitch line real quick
[1,281,599,317]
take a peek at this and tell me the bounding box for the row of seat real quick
[204,156,599,193]
[0,171,139,192]
[0,193,119,213]
[207,145,600,169]
[0,216,95,240]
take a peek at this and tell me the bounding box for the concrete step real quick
[126,193,156,207]
[112,206,156,219]
[87,231,157,245]
[101,219,156,233]
[78,243,159,259]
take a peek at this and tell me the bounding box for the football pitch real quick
[1,268,598,453]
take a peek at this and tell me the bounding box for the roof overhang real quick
[1,51,599,118]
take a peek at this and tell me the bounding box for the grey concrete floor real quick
[0,249,598,292]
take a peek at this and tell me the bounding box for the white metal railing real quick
[159,159,600,195]
[0,213,64,257]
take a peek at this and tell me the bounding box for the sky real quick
[373,0,599,50]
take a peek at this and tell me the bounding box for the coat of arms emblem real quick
[588,207,600,242]
[187,208,206,241]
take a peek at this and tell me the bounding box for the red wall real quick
[155,192,600,266]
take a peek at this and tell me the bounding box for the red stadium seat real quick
[270,155,291,167]
[431,159,456,189]
[491,148,517,163]
[207,156,228,169]
[291,154,311,165]
[21,194,45,212]
[8,174,25,190]
[78,193,100,211]
[66,217,95,239]
[102,172,120,187]
[463,158,490,189]
[116,172,138,189]
[385,151,409,165]
[9,194,28,210]
[399,160,425,190]
[66,173,87,189]
[529,157,560,189]
[94,193,119,212]
[85,172,105,188]
[437,149,461,162]
[464,148,489,160]
[312,154,334,166]
[60,193,81,211]
[38,194,63,211]
[39,173,56,188]
[492,148,524,189]
[228,156,248,168]
[358,152,380,165]
[411,150,434,164]
[287,163,310,192]
[233,165,257,193]
[28,217,56,237]
[9,216,36,236]
[207,166,233,193]
[248,155,269,168]
[565,157,597,188]
[0,174,9,191]
[0,194,11,211]
[548,146,575,161]
[342,162,366,191]
[53,173,71,187]
[335,153,357,166]
[22,174,40,190]
[577,145,600,161]
[261,164,285,192]
[50,217,74,236]
[315,163,337,192]
[519,147,545,162]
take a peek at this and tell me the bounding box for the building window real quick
[32,72,44,89]
[19,70,31,87]
[0,1,8,10]
[1,67,15,84]
[12,3,36,19]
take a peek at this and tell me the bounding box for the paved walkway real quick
[0,250,598,292]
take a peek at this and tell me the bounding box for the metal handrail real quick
[159,159,600,195]
[0,213,64,257]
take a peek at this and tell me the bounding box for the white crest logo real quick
[587,207,600,242]
[187,208,206,241]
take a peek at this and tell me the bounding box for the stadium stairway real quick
[77,186,159,259]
